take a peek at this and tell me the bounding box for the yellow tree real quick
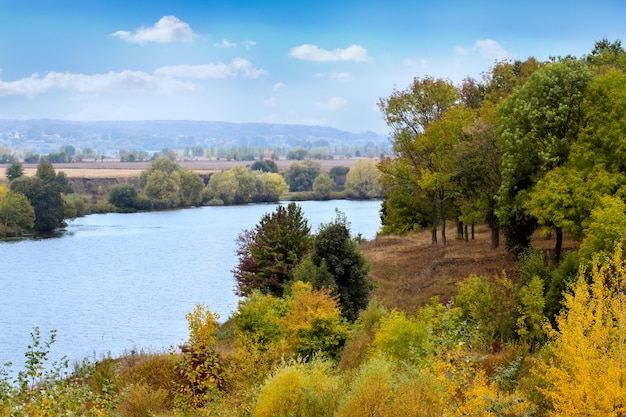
[537,243,626,416]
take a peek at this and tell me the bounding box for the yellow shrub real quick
[251,358,343,417]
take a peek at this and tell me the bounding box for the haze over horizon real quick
[1,0,624,134]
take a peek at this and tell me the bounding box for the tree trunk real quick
[465,224,469,242]
[554,226,563,264]
[431,198,438,245]
[440,191,446,246]
[471,223,475,240]
[457,221,464,240]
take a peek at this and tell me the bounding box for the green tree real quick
[284,160,321,192]
[308,210,372,321]
[35,160,57,182]
[108,183,139,210]
[179,167,204,206]
[5,161,24,181]
[496,59,593,255]
[312,173,335,198]
[286,147,308,160]
[0,190,35,237]
[233,203,311,297]
[250,159,278,173]
[345,158,382,198]
[143,170,181,209]
[378,76,459,245]
[579,195,626,261]
[10,176,65,232]
[204,170,238,205]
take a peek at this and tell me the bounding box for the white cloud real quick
[0,59,266,96]
[290,44,369,62]
[472,39,510,60]
[325,96,347,111]
[272,82,287,92]
[111,15,197,44]
[216,39,237,48]
[454,45,469,55]
[155,59,266,79]
[243,40,256,49]
[0,70,193,96]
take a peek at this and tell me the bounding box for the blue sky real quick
[0,1,624,134]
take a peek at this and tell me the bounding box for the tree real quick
[312,173,335,198]
[378,76,459,245]
[345,158,382,198]
[143,169,181,209]
[250,159,278,173]
[0,190,35,237]
[233,203,311,297]
[308,210,372,321]
[284,160,321,192]
[179,167,204,206]
[204,170,238,204]
[108,183,139,210]
[496,59,593,255]
[10,176,65,232]
[536,243,626,416]
[5,161,24,181]
[35,160,56,182]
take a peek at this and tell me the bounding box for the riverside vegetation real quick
[3,38,626,416]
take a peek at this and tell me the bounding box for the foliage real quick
[281,281,349,359]
[345,158,382,198]
[250,159,278,173]
[234,290,288,348]
[251,358,343,417]
[139,157,204,209]
[284,159,321,192]
[175,305,224,410]
[10,176,65,232]
[108,183,139,210]
[579,194,626,261]
[5,161,23,181]
[0,190,35,237]
[309,210,372,321]
[535,243,626,416]
[312,172,335,198]
[204,166,288,205]
[233,202,311,297]
[496,59,593,255]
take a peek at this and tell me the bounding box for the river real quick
[0,200,381,371]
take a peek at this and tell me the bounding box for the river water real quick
[0,200,381,370]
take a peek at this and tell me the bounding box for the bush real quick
[251,358,343,417]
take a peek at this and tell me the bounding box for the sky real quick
[0,1,624,134]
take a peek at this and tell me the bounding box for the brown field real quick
[21,158,361,178]
[363,225,579,313]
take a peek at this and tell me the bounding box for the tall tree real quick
[496,59,593,255]
[233,203,311,297]
[378,76,458,244]
[308,210,372,321]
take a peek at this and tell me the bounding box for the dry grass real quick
[362,225,579,314]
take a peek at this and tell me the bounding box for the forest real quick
[2,38,626,416]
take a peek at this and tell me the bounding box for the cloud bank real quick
[0,60,266,96]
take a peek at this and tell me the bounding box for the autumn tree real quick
[5,161,24,181]
[233,203,311,297]
[378,76,458,244]
[536,243,626,416]
[345,158,382,198]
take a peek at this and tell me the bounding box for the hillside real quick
[0,119,388,155]
[362,224,579,313]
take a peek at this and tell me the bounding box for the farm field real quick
[19,158,361,178]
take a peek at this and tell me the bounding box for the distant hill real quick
[0,119,389,156]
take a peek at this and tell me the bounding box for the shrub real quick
[251,358,343,417]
